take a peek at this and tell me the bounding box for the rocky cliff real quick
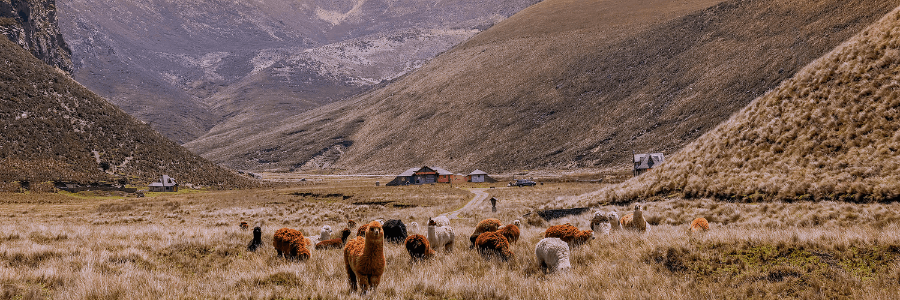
[0,0,72,73]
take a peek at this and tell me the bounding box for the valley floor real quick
[1,176,900,299]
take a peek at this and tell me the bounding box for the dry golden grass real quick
[578,5,900,205]
[3,179,900,299]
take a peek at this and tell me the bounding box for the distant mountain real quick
[57,0,539,144]
[0,35,253,187]
[577,5,900,204]
[189,0,900,174]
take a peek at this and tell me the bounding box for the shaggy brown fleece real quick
[469,218,502,248]
[475,231,514,261]
[404,234,435,261]
[273,228,310,260]
[497,224,520,244]
[545,223,593,246]
[315,228,354,250]
[344,221,385,294]
[690,217,710,232]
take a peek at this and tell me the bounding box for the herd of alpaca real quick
[237,203,711,294]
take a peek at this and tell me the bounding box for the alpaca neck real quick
[362,236,384,258]
[427,225,435,240]
[320,232,330,240]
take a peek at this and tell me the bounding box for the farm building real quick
[467,170,497,183]
[387,166,451,186]
[149,175,178,192]
[633,153,665,177]
[451,173,467,184]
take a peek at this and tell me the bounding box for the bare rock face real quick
[0,0,72,73]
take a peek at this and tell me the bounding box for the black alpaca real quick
[247,227,263,251]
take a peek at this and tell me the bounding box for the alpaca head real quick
[409,222,420,235]
[428,219,436,227]
[513,220,521,227]
[347,219,357,229]
[634,204,643,211]
[252,227,261,239]
[322,225,333,234]
[365,221,384,241]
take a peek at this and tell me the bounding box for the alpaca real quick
[344,221,386,294]
[591,211,621,235]
[247,226,263,251]
[544,223,594,247]
[469,218,502,248]
[620,204,649,232]
[497,223,520,244]
[273,228,310,260]
[315,227,353,250]
[431,215,451,227]
[404,234,435,261]
[475,231,514,261]
[513,219,521,227]
[356,223,370,237]
[320,225,333,241]
[535,237,571,273]
[427,219,455,252]
[240,221,249,230]
[348,220,358,231]
[383,219,408,244]
[690,217,710,232]
[408,222,420,235]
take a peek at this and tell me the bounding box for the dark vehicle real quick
[509,179,537,187]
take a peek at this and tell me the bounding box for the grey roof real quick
[469,169,488,175]
[398,167,419,177]
[634,153,665,170]
[432,167,454,175]
[150,175,177,187]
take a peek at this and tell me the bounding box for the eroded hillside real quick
[578,5,900,204]
[58,0,538,143]
[190,0,900,174]
[0,36,253,187]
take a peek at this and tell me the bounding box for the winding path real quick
[446,188,491,219]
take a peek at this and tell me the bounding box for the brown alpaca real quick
[356,223,370,237]
[469,218,502,248]
[273,228,310,260]
[239,221,249,230]
[620,204,649,232]
[404,234,435,261]
[544,223,594,246]
[497,224,520,244]
[344,221,386,294]
[475,231,514,261]
[316,228,353,250]
[690,217,710,232]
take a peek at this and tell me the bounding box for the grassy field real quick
[2,178,900,299]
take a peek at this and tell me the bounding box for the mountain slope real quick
[189,0,900,174]
[578,5,900,204]
[57,0,538,143]
[0,0,72,73]
[0,36,253,187]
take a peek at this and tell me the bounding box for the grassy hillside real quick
[578,5,900,204]
[0,37,254,187]
[191,0,900,174]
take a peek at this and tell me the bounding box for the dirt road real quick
[446,188,490,219]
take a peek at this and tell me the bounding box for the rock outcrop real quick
[0,0,72,73]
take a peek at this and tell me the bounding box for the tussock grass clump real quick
[580,5,900,205]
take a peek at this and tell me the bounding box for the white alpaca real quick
[512,219,521,227]
[591,211,621,234]
[427,218,455,252]
[409,222,420,235]
[535,238,571,273]
[319,225,333,241]
[431,215,450,227]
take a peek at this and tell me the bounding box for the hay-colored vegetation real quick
[0,37,253,187]
[579,5,900,205]
[3,178,900,299]
[189,0,900,176]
